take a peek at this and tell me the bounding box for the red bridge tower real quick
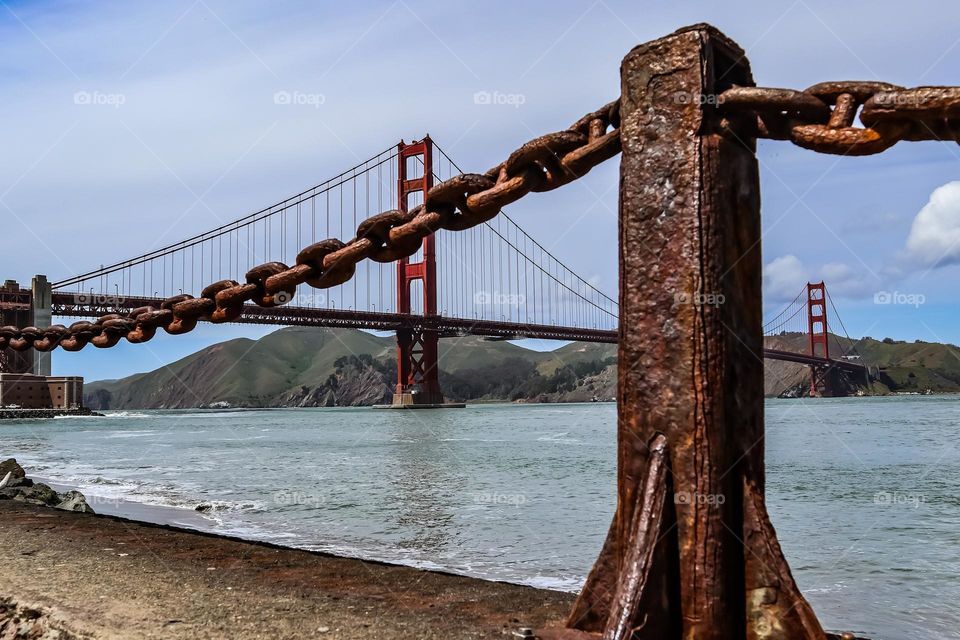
[390,138,449,407]
[807,281,831,396]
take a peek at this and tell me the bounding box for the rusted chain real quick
[0,99,621,353]
[718,82,960,155]
[6,82,959,354]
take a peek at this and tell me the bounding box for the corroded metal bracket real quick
[541,24,828,640]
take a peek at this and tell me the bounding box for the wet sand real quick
[0,500,573,639]
[38,478,217,530]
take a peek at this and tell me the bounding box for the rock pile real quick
[0,596,87,640]
[0,459,94,514]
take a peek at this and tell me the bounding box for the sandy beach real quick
[0,500,573,639]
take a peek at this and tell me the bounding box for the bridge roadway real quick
[49,293,869,375]
[49,293,617,343]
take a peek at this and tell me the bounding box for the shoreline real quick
[38,477,218,531]
[34,477,582,593]
[0,486,875,639]
[0,499,573,639]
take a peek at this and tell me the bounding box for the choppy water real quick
[1,398,958,639]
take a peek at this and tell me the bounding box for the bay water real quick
[1,397,958,639]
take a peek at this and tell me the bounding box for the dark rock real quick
[195,503,213,513]
[0,458,25,479]
[0,460,97,515]
[17,483,60,506]
[55,490,95,514]
[5,475,33,488]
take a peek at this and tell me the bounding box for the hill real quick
[85,327,960,409]
[85,328,618,410]
[763,332,960,396]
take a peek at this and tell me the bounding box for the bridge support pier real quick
[550,25,826,639]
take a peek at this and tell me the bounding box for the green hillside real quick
[535,341,617,375]
[86,327,960,409]
[85,327,619,409]
[763,331,960,395]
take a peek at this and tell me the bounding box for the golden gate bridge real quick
[4,21,957,637]
[0,136,866,402]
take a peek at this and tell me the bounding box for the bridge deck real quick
[52,292,866,375]
[50,293,618,344]
[49,293,869,372]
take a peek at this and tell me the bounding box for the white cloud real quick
[763,255,808,303]
[819,261,877,298]
[904,181,960,267]
[764,255,878,304]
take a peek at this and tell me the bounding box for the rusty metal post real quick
[554,25,827,640]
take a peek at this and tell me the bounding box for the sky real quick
[1,0,960,380]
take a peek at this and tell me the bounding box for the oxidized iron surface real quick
[560,25,826,640]
[719,82,960,155]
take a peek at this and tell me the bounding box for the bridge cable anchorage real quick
[717,83,960,155]
[2,99,621,353]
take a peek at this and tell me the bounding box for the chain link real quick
[718,82,960,155]
[0,100,621,353]
[5,82,960,353]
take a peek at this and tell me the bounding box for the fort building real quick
[0,374,83,410]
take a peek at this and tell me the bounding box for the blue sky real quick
[1,1,959,380]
